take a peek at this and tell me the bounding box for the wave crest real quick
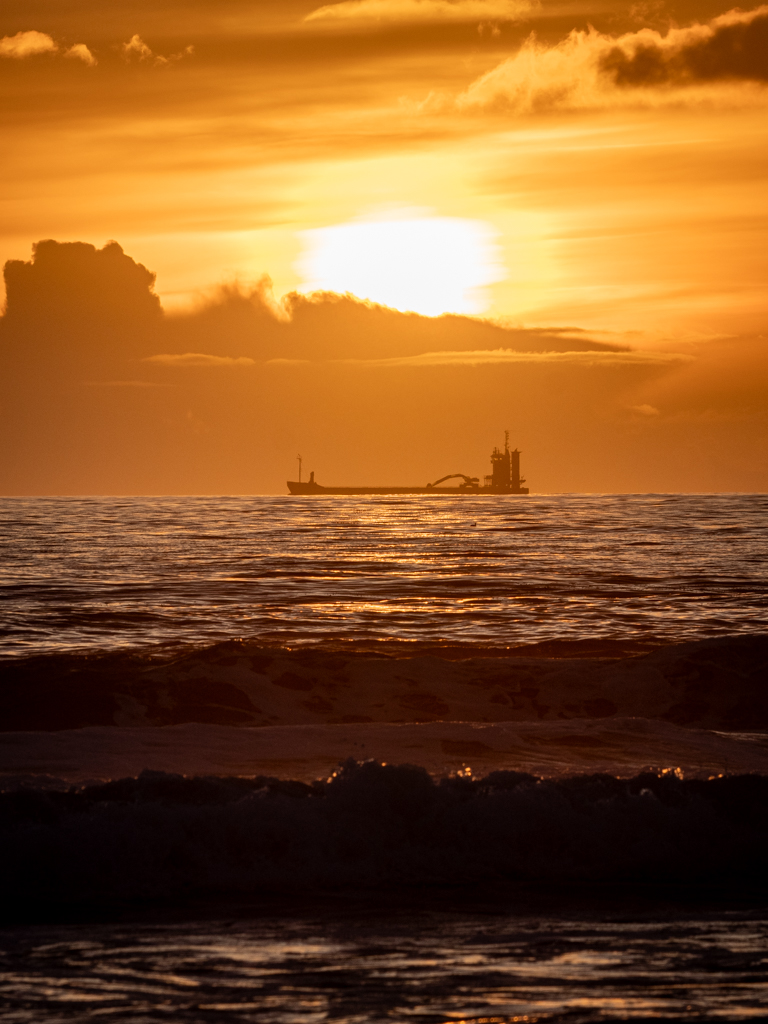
[3,761,767,910]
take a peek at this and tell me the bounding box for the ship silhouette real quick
[287,433,529,495]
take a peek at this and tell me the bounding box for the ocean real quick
[2,493,766,657]
[1,493,767,1021]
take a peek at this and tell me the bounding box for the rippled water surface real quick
[1,494,766,656]
[3,910,768,1022]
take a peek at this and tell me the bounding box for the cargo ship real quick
[287,433,529,495]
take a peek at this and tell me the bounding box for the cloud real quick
[3,240,161,332]
[82,380,169,387]
[636,335,768,419]
[122,34,154,60]
[336,348,692,367]
[457,6,768,113]
[601,6,768,87]
[0,32,95,64]
[0,240,163,378]
[3,241,625,373]
[0,31,57,58]
[64,44,97,66]
[122,35,193,65]
[306,0,535,24]
[630,403,661,415]
[143,353,256,367]
[160,283,628,364]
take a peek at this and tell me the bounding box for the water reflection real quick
[2,912,768,1021]
[0,493,766,657]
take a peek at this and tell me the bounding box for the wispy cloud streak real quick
[83,380,169,387]
[306,0,535,25]
[335,349,694,367]
[143,353,255,367]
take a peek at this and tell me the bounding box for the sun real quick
[296,213,504,317]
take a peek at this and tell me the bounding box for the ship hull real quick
[287,482,529,495]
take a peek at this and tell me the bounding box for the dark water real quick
[1,493,766,657]
[3,765,768,903]
[3,908,768,1022]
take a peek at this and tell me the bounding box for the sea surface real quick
[3,907,768,1022]
[2,493,768,1021]
[1,493,766,657]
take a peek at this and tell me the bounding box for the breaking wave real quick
[2,761,767,910]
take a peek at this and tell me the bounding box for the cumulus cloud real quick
[3,240,161,332]
[122,35,193,65]
[306,0,535,24]
[0,31,57,58]
[143,353,256,367]
[122,34,154,60]
[64,44,97,66]
[0,31,96,64]
[458,5,768,113]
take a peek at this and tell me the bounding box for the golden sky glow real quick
[0,0,766,492]
[297,212,503,315]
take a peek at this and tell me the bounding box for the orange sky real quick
[0,0,766,493]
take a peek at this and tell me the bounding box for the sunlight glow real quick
[297,215,504,316]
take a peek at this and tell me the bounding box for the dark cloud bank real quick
[601,6,768,86]
[0,239,622,365]
[1,240,766,494]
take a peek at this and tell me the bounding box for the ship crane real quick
[426,473,480,490]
